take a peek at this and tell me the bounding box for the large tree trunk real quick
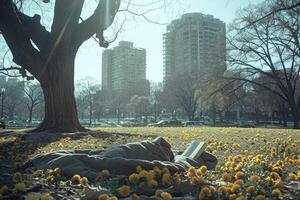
[34,55,86,132]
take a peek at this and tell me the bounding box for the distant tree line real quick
[0,76,44,124]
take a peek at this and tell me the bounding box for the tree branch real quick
[245,1,300,27]
[51,0,85,42]
[75,0,121,47]
[0,0,41,76]
[18,11,50,50]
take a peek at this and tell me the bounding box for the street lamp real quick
[1,88,5,119]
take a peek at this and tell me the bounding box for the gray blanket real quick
[27,137,217,179]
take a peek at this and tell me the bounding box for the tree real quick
[75,80,100,126]
[228,0,300,128]
[149,82,163,122]
[3,78,24,120]
[127,95,150,120]
[200,81,229,125]
[0,0,121,132]
[164,73,200,120]
[22,82,44,124]
[247,0,300,26]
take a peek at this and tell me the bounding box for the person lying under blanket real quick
[22,137,217,179]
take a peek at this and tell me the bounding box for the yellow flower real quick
[210,175,216,181]
[34,170,44,177]
[199,166,207,175]
[230,184,240,193]
[288,173,297,181]
[100,170,110,177]
[199,187,211,200]
[47,175,54,183]
[80,177,89,186]
[235,171,244,180]
[272,167,282,174]
[15,182,26,192]
[25,193,40,200]
[270,172,280,180]
[139,170,148,178]
[118,185,130,197]
[236,196,247,200]
[155,189,164,197]
[255,195,266,200]
[40,194,54,200]
[13,172,22,182]
[108,196,118,200]
[250,175,260,182]
[146,171,155,181]
[187,167,196,177]
[148,179,158,188]
[191,176,205,185]
[54,168,61,175]
[160,192,172,200]
[221,172,231,181]
[246,185,255,193]
[95,170,110,181]
[0,186,8,195]
[131,193,140,200]
[153,167,162,175]
[71,174,81,183]
[162,173,171,185]
[162,167,170,174]
[136,165,142,173]
[274,179,283,188]
[98,194,109,200]
[129,173,140,182]
[234,179,244,185]
[217,186,227,194]
[271,189,282,197]
[229,194,237,200]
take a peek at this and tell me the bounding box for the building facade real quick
[163,13,226,83]
[102,41,149,100]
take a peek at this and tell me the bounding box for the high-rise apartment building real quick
[163,13,226,83]
[102,41,149,100]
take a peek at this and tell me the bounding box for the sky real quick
[3,0,263,84]
[75,0,265,84]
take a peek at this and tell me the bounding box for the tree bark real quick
[34,55,86,132]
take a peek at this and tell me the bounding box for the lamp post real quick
[1,88,5,119]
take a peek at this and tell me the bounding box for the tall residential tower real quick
[102,41,149,100]
[163,13,226,83]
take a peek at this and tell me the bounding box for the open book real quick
[181,141,207,160]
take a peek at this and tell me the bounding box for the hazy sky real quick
[5,0,263,82]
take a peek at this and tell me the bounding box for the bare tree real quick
[164,73,200,120]
[0,0,178,132]
[149,82,163,122]
[0,0,121,132]
[246,0,300,26]
[22,82,43,124]
[228,0,300,128]
[127,95,150,120]
[75,81,100,127]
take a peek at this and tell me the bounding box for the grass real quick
[0,127,299,199]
